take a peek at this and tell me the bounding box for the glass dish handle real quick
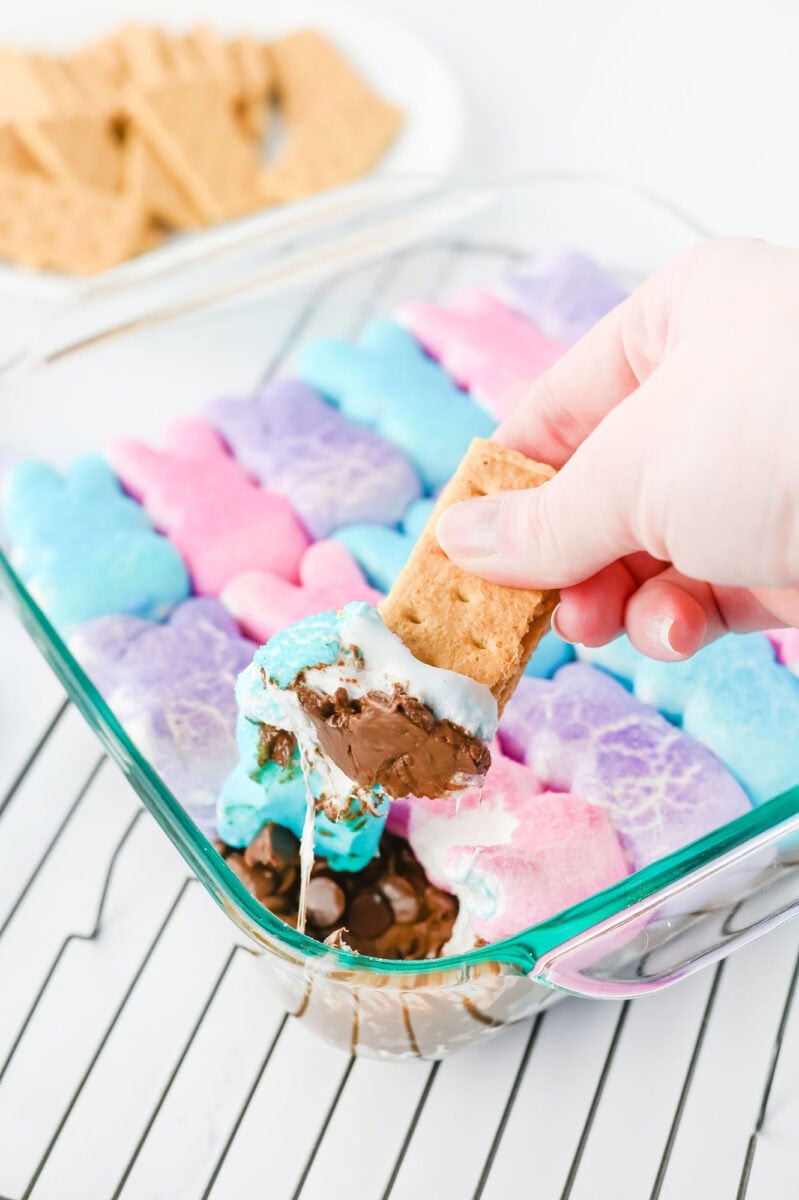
[521,800,799,999]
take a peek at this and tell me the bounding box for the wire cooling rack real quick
[0,242,798,1200]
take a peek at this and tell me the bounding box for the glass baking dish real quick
[1,175,798,1062]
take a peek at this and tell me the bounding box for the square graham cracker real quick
[260,30,401,202]
[123,79,263,224]
[0,169,144,274]
[379,438,558,714]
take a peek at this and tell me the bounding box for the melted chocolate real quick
[257,724,297,769]
[292,682,490,799]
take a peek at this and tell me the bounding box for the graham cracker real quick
[231,35,273,103]
[259,96,401,203]
[64,46,125,112]
[379,439,558,714]
[123,131,202,229]
[0,47,55,123]
[0,168,145,274]
[186,26,237,87]
[27,54,91,117]
[123,79,263,224]
[186,28,271,138]
[229,35,273,138]
[134,219,166,255]
[18,114,124,192]
[268,31,368,122]
[112,23,174,90]
[261,31,401,202]
[160,33,212,85]
[0,127,42,174]
[18,55,124,193]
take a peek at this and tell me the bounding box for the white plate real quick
[0,0,465,311]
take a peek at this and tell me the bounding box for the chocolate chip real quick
[234,828,458,960]
[244,823,300,870]
[380,874,420,924]
[347,888,393,938]
[226,855,278,903]
[257,725,297,769]
[276,865,299,895]
[306,876,346,927]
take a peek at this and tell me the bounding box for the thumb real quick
[436,391,653,589]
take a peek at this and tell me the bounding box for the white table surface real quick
[1,4,799,1199]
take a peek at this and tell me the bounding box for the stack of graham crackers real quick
[0,25,402,275]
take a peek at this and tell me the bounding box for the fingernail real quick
[644,614,678,656]
[436,498,503,559]
[550,603,569,642]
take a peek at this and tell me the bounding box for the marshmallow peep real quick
[766,629,799,672]
[206,380,421,538]
[407,749,629,944]
[297,320,495,492]
[3,455,190,628]
[221,540,382,644]
[332,497,435,592]
[70,598,255,838]
[110,418,309,596]
[403,291,567,419]
[495,252,628,343]
[580,633,799,805]
[500,664,751,870]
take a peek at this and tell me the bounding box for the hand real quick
[436,237,799,660]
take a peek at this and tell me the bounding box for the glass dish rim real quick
[3,171,798,981]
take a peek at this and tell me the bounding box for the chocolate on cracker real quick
[379,438,558,714]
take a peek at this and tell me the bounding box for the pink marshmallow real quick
[221,540,382,643]
[446,793,629,943]
[406,751,628,944]
[111,418,309,597]
[765,628,799,669]
[407,748,623,945]
[403,290,567,419]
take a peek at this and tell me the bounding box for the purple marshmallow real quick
[206,380,422,539]
[499,664,751,870]
[495,252,628,343]
[70,598,255,838]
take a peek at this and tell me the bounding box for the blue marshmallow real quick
[683,643,799,806]
[332,497,436,592]
[524,630,575,679]
[3,455,189,628]
[218,715,387,870]
[297,320,496,492]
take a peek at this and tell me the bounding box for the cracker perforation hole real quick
[406,611,423,625]
[471,635,487,650]
[456,590,471,603]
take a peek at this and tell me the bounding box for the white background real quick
[371,0,798,244]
